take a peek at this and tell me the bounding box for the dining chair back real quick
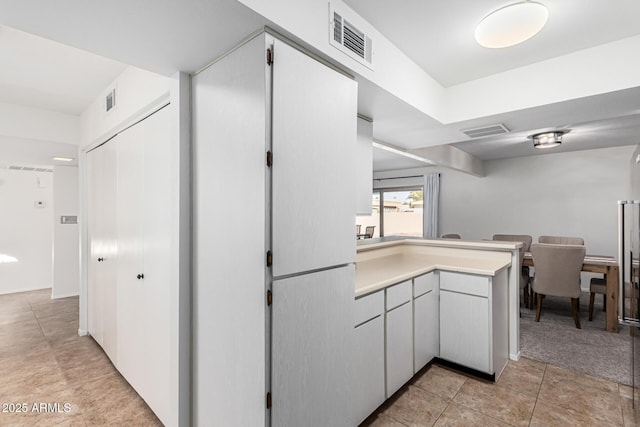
[364,226,375,238]
[492,234,533,307]
[538,235,584,245]
[531,243,586,328]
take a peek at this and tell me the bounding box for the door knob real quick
[97,257,104,262]
[137,273,144,280]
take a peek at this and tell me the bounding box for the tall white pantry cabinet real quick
[86,105,176,426]
[192,32,357,426]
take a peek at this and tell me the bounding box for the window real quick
[357,187,423,238]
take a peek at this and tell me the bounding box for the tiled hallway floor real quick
[363,359,640,427]
[0,289,161,426]
[3,289,640,426]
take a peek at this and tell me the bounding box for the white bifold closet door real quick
[87,139,118,363]
[116,105,172,425]
[270,39,357,277]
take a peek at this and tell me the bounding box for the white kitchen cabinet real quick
[439,270,508,377]
[271,39,357,278]
[355,117,373,215]
[354,290,385,425]
[192,32,357,426]
[86,139,117,363]
[413,272,439,372]
[272,266,354,427]
[385,280,413,397]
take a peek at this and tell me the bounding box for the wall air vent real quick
[330,5,373,70]
[462,123,510,138]
[105,88,116,112]
[3,165,53,173]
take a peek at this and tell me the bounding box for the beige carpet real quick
[519,291,633,385]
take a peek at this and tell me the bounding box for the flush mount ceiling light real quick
[475,1,548,48]
[52,157,74,162]
[530,130,564,149]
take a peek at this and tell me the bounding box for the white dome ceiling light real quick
[475,1,549,49]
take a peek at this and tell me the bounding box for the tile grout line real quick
[528,362,547,426]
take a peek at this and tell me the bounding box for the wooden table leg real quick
[606,265,619,333]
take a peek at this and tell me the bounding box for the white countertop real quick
[355,239,517,297]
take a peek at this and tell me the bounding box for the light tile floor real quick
[0,289,161,426]
[3,289,640,426]
[363,359,640,427]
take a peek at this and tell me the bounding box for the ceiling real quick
[1,1,640,172]
[344,0,640,88]
[0,26,127,115]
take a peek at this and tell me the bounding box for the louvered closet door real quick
[271,39,357,277]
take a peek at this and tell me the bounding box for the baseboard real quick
[51,291,79,300]
[0,286,51,296]
[434,357,496,382]
[510,351,521,361]
[78,329,88,337]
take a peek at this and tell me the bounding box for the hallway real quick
[0,289,160,426]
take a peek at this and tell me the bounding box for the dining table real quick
[523,252,620,333]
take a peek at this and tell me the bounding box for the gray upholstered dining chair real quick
[492,234,533,308]
[530,243,586,329]
[538,235,585,245]
[441,233,461,239]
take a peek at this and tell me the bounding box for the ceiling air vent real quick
[462,123,510,138]
[330,6,373,70]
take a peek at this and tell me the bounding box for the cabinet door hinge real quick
[266,250,273,267]
[266,150,273,167]
[267,48,273,66]
[267,289,272,306]
[266,392,272,409]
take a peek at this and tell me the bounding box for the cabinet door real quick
[100,140,118,363]
[87,141,118,363]
[271,39,357,277]
[386,301,413,397]
[414,288,439,372]
[86,147,103,346]
[139,105,172,424]
[354,315,385,425]
[272,266,354,427]
[440,290,490,373]
[355,118,373,215]
[116,114,146,395]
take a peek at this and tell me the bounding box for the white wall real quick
[0,168,53,295]
[630,144,640,199]
[80,66,171,147]
[436,146,633,257]
[375,146,635,289]
[52,165,79,299]
[0,101,81,145]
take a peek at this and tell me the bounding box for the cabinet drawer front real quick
[413,272,435,298]
[355,290,384,326]
[386,280,412,311]
[439,271,489,298]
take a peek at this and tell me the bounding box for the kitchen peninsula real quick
[353,238,522,425]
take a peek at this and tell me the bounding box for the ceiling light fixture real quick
[475,1,548,49]
[52,157,74,162]
[531,130,564,149]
